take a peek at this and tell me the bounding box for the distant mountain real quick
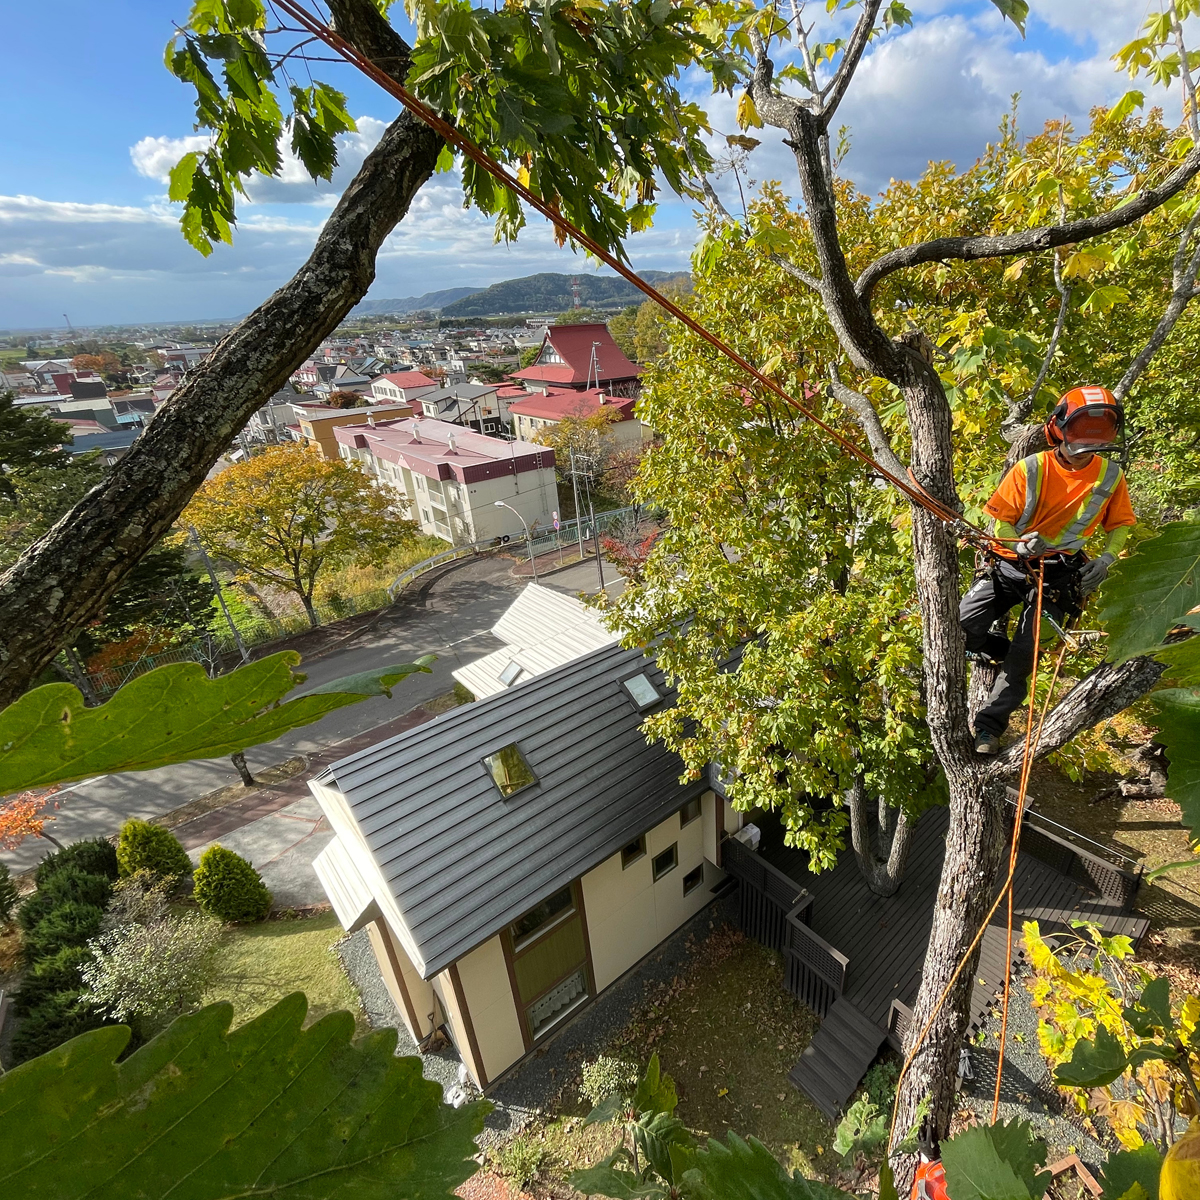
[440,271,689,318]
[351,286,485,315]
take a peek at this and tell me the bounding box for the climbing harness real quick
[267,0,1083,1150]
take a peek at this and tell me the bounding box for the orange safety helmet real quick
[1045,386,1124,454]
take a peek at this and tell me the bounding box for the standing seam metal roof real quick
[318,643,701,978]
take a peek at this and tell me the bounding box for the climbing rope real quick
[268,0,1073,1145]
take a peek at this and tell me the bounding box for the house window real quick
[683,865,704,895]
[510,885,575,950]
[506,882,591,1043]
[653,844,678,881]
[680,796,702,827]
[621,835,646,869]
[482,743,537,797]
[621,672,661,710]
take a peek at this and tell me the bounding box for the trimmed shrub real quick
[580,1055,640,1108]
[116,819,192,881]
[10,990,110,1065]
[13,944,92,1016]
[0,862,18,924]
[102,869,173,930]
[192,845,272,923]
[22,901,105,963]
[39,866,114,911]
[36,837,119,885]
[17,889,58,933]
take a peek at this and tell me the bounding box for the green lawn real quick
[204,911,367,1033]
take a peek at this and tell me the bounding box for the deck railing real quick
[721,835,805,953]
[784,900,848,1018]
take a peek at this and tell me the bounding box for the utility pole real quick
[589,499,605,592]
[189,526,249,664]
[569,444,584,561]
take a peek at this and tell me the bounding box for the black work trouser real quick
[959,556,1080,736]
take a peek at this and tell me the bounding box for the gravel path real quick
[337,895,738,1147]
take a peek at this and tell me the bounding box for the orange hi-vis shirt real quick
[984,450,1136,559]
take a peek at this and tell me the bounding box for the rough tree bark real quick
[741,8,1200,1174]
[0,0,442,708]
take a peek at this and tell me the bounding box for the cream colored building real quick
[310,642,742,1089]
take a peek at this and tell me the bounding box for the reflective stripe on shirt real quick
[1011,453,1122,550]
[1014,455,1041,534]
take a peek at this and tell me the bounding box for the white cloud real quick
[130,134,212,183]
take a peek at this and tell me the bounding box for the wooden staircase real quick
[788,997,886,1121]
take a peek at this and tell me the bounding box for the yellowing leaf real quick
[736,92,763,130]
[1002,257,1028,282]
[1062,247,1112,280]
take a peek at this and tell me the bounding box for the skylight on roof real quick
[498,660,524,687]
[621,672,661,710]
[482,744,537,798]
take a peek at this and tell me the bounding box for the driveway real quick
[4,551,621,875]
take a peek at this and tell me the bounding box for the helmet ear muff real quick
[1045,401,1067,444]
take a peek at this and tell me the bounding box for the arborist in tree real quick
[961,387,1136,755]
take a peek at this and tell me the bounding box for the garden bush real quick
[102,869,173,930]
[490,1134,545,1188]
[17,889,58,933]
[0,862,18,923]
[580,1055,640,1108]
[10,990,110,1065]
[35,837,119,885]
[38,866,114,911]
[22,901,105,963]
[192,845,272,923]
[116,819,192,881]
[13,944,92,1016]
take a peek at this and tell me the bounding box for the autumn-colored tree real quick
[181,444,413,627]
[0,787,63,851]
[532,407,621,482]
[71,352,121,377]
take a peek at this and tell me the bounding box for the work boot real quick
[974,730,1001,756]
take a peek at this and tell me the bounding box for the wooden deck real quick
[744,806,1149,1119]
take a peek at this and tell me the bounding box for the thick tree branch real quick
[1015,253,1071,424]
[0,0,443,707]
[990,656,1167,773]
[856,143,1200,304]
[746,30,803,130]
[827,369,909,479]
[1114,208,1200,401]
[817,0,881,127]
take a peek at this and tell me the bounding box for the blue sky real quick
[0,2,1169,328]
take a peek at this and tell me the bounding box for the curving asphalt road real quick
[3,551,619,875]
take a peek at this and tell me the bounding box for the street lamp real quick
[494,500,537,582]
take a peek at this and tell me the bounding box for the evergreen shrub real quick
[0,862,18,923]
[192,845,272,923]
[22,901,105,963]
[116,819,192,881]
[13,944,92,1015]
[38,866,114,911]
[36,837,119,885]
[17,889,57,933]
[10,991,109,1065]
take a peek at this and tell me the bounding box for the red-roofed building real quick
[507,387,648,450]
[370,370,440,405]
[509,323,641,392]
[334,418,557,545]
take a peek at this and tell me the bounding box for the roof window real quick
[482,744,537,798]
[621,672,661,710]
[498,660,525,688]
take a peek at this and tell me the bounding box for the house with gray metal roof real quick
[309,641,743,1089]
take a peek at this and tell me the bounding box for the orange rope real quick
[270,0,1003,547]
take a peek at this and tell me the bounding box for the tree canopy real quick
[181,443,413,626]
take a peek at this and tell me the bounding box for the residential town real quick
[4,5,1200,1200]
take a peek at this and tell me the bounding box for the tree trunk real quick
[61,645,100,707]
[846,776,913,898]
[0,1,442,708]
[301,592,320,629]
[230,751,255,787]
[40,828,64,851]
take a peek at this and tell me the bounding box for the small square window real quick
[653,844,678,881]
[621,835,646,869]
[482,743,537,797]
[683,865,704,895]
[498,660,524,687]
[680,796,702,827]
[621,672,661,710]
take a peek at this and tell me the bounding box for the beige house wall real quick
[434,968,488,1088]
[582,804,715,993]
[454,935,526,1085]
[367,920,436,1044]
